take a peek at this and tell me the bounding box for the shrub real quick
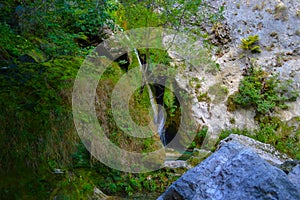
[240,35,262,53]
[232,66,298,114]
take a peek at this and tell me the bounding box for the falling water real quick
[133,48,166,145]
[156,104,166,146]
[121,28,167,144]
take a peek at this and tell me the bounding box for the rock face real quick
[169,0,300,150]
[158,142,300,200]
[219,134,292,165]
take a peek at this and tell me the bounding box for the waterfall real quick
[157,105,166,146]
[121,31,166,145]
[133,48,166,145]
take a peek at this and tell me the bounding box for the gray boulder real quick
[219,134,292,165]
[279,160,300,174]
[288,164,300,193]
[158,142,300,200]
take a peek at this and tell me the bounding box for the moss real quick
[187,138,211,166]
[188,126,208,149]
[226,93,238,112]
[50,169,96,199]
[189,77,201,88]
[297,10,300,18]
[197,92,211,103]
[229,118,236,124]
[187,155,210,167]
[276,55,284,67]
[195,83,202,89]
[254,116,300,159]
[238,53,246,59]
[205,62,221,75]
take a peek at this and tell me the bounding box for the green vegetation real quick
[197,92,211,103]
[94,166,185,197]
[189,126,209,149]
[229,118,236,124]
[240,35,262,53]
[219,116,300,160]
[224,57,299,164]
[297,10,300,18]
[230,66,298,114]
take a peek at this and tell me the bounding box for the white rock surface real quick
[164,0,300,150]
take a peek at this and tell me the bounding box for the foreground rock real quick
[288,164,300,193]
[158,142,300,200]
[219,134,292,165]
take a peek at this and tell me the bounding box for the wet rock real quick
[158,142,300,200]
